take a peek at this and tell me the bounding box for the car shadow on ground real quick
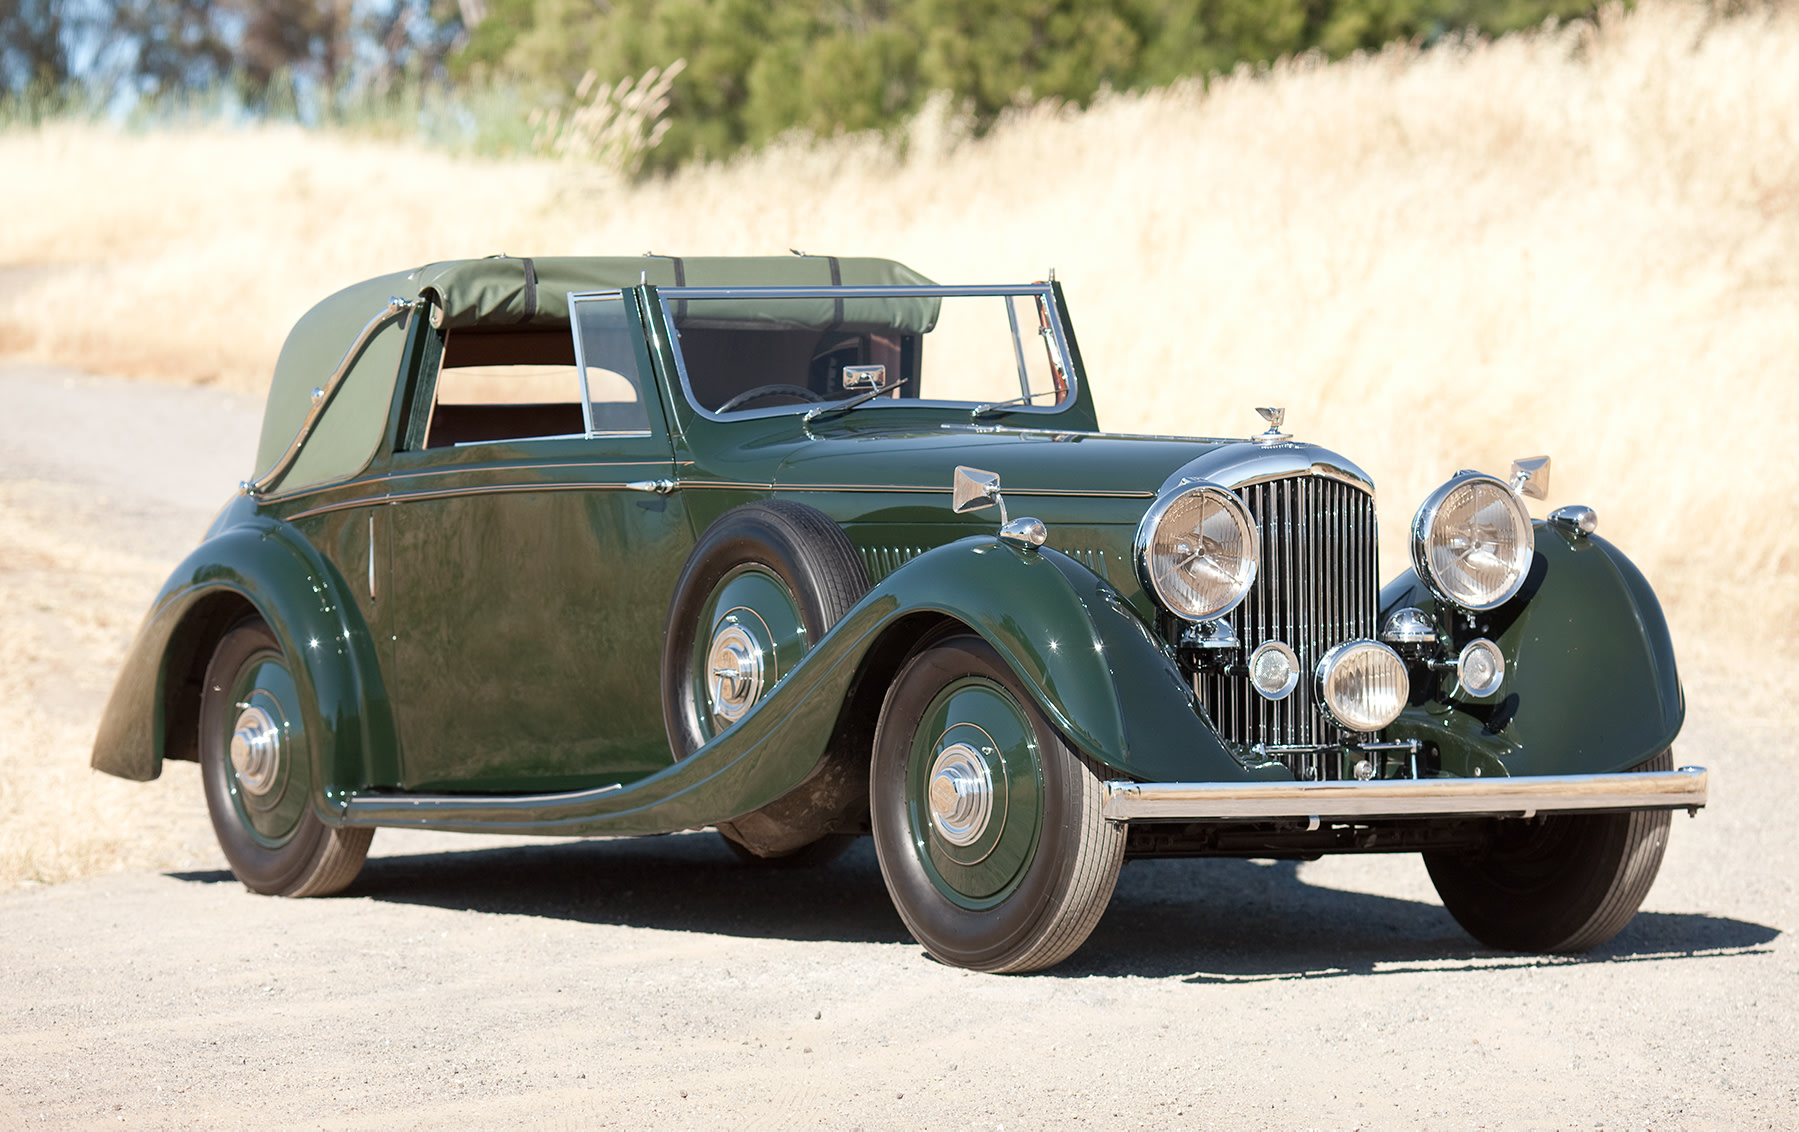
[170,834,1779,979]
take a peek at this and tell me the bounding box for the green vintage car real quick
[93,254,1706,972]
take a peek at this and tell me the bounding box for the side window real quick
[420,328,589,448]
[572,295,652,434]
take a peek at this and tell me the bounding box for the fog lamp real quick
[1456,638,1506,698]
[1248,640,1299,701]
[1315,639,1409,732]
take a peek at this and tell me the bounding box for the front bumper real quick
[1103,766,1708,823]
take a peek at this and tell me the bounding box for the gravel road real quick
[1,365,1794,1130]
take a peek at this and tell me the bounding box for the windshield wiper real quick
[971,390,1058,419]
[803,378,903,424]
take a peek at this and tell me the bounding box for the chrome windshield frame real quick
[614,283,1081,424]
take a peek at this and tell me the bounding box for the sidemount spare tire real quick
[661,500,870,859]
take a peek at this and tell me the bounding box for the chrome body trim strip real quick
[286,481,651,521]
[245,297,414,496]
[1101,766,1709,822]
[341,782,625,824]
[261,459,676,505]
[283,477,1156,520]
[642,284,1064,299]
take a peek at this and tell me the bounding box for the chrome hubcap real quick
[927,743,994,847]
[706,618,766,724]
[229,705,282,796]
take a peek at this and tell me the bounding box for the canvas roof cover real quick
[254,255,935,494]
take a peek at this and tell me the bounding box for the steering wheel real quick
[716,384,825,413]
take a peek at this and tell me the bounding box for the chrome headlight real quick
[1316,639,1409,732]
[1411,472,1535,611]
[1136,483,1259,620]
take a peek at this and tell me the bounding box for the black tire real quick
[1424,749,1674,952]
[870,634,1125,973]
[199,620,372,897]
[661,500,869,859]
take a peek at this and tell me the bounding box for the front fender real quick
[90,516,395,813]
[1380,522,1684,777]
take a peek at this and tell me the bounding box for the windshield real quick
[653,285,1077,418]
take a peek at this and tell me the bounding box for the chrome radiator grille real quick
[1196,474,1379,780]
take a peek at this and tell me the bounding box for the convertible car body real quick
[94,254,1705,971]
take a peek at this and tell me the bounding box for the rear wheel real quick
[199,620,371,897]
[1424,749,1674,952]
[870,634,1125,973]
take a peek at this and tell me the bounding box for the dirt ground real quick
[0,363,1794,1130]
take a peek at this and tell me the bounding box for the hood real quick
[774,424,1374,506]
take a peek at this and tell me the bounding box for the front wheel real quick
[870,634,1125,973]
[199,619,372,897]
[1424,749,1674,952]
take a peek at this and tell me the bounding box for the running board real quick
[340,782,624,828]
[1102,766,1709,823]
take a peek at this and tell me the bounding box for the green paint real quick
[94,259,1687,849]
[907,677,1044,908]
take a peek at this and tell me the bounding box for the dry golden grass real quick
[0,482,218,887]
[0,0,1793,889]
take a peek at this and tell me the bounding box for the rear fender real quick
[1381,522,1683,777]
[90,518,395,814]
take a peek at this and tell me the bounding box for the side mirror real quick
[953,466,1003,516]
[841,364,885,391]
[1510,455,1551,500]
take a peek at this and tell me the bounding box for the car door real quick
[382,291,693,792]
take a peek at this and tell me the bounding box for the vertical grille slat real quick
[1196,474,1378,780]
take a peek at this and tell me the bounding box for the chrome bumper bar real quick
[1102,766,1708,823]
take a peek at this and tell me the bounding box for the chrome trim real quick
[1167,441,1375,499]
[944,424,1245,444]
[283,477,1152,521]
[623,283,1083,424]
[998,516,1047,548]
[1510,455,1551,500]
[341,782,625,825]
[1379,606,1436,646]
[1410,470,1536,612]
[1181,618,1239,651]
[1195,474,1380,777]
[706,619,766,725]
[841,363,886,391]
[286,479,671,521]
[229,705,281,796]
[1456,638,1506,698]
[649,284,1062,299]
[567,289,633,438]
[1247,640,1299,700]
[952,466,1006,521]
[245,296,414,496]
[1550,504,1598,536]
[928,742,995,847]
[1134,481,1260,621]
[1314,639,1409,732]
[1102,766,1710,822]
[1253,407,1291,445]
